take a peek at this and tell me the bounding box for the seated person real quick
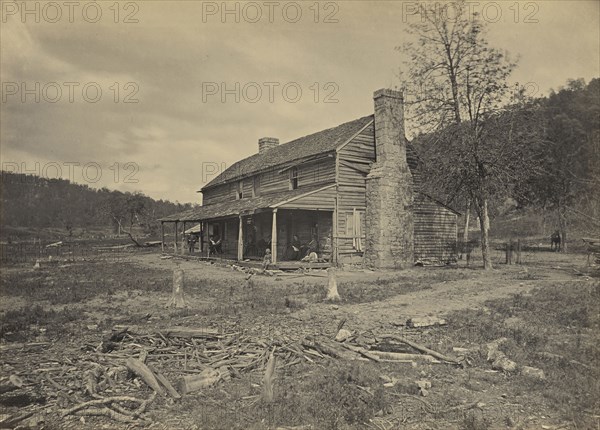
[209,234,222,254]
[301,251,319,263]
[285,235,302,260]
[302,236,318,257]
[256,235,271,258]
[262,248,272,270]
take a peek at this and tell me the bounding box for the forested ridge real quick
[0,173,194,236]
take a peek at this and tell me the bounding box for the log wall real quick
[413,194,458,264]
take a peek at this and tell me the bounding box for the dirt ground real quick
[0,248,598,430]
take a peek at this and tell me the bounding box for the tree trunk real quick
[325,268,341,301]
[463,200,471,243]
[558,204,568,252]
[477,199,493,270]
[166,269,186,308]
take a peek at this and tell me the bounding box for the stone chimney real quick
[258,137,279,154]
[364,89,414,269]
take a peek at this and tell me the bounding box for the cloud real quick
[1,0,598,203]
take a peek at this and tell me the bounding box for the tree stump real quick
[166,269,186,308]
[325,268,341,302]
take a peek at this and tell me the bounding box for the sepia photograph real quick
[1,1,599,428]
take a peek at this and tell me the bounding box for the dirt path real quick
[303,268,577,331]
[129,253,583,333]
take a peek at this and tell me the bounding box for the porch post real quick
[161,222,165,253]
[182,221,187,255]
[174,221,178,253]
[271,209,278,264]
[238,215,244,261]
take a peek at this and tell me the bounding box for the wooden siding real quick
[202,183,233,205]
[413,195,458,263]
[203,156,336,204]
[336,122,375,262]
[276,186,336,210]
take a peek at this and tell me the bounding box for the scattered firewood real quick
[368,350,440,363]
[406,316,447,328]
[0,411,34,428]
[61,395,147,422]
[125,358,166,396]
[177,368,224,395]
[334,329,352,342]
[162,327,221,339]
[381,335,462,365]
[147,365,181,399]
[340,344,381,362]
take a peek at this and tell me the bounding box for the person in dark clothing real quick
[209,234,222,254]
[286,234,301,260]
[187,234,198,254]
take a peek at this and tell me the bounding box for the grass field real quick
[0,246,598,429]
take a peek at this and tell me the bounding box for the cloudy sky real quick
[1,0,598,203]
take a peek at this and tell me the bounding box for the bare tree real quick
[398,1,521,269]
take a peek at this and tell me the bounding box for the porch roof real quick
[159,183,335,222]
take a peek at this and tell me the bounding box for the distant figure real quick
[550,230,561,252]
[209,234,222,254]
[187,234,198,254]
[262,248,272,270]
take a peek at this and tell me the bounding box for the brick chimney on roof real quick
[258,137,279,154]
[364,88,414,269]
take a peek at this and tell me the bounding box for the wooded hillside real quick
[0,172,194,238]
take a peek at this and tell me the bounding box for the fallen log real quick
[162,327,221,339]
[147,365,181,399]
[380,335,462,365]
[368,350,440,363]
[0,411,34,428]
[177,368,223,395]
[340,344,381,362]
[125,358,166,396]
[61,396,145,417]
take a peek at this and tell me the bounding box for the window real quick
[236,180,243,200]
[252,176,260,197]
[290,167,299,190]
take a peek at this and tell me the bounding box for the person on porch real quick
[285,234,302,260]
[187,233,198,254]
[262,248,272,270]
[209,234,222,254]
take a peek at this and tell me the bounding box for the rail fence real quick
[0,242,137,265]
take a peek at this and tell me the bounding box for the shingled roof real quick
[201,115,374,191]
[160,183,335,222]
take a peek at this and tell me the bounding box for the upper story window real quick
[236,180,243,200]
[290,167,299,190]
[252,176,260,197]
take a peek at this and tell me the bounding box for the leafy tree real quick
[398,0,528,269]
[525,78,600,248]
